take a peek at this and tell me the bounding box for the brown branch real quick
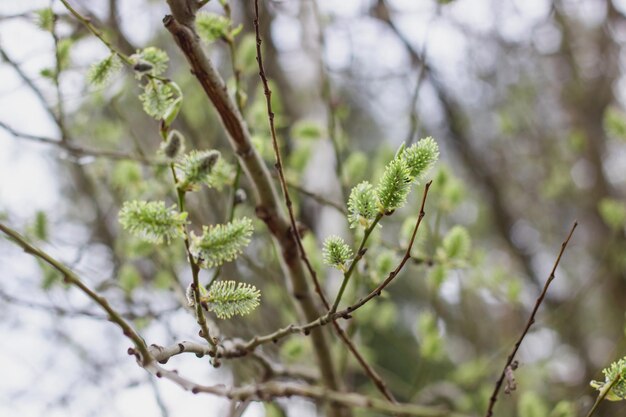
[254,3,400,403]
[484,221,578,417]
[145,362,463,417]
[161,3,342,403]
[253,0,329,316]
[0,222,151,365]
[215,182,432,357]
[0,120,160,165]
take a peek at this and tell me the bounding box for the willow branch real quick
[484,221,578,417]
[145,362,463,417]
[0,120,160,164]
[162,3,342,400]
[0,222,151,365]
[218,182,432,356]
[253,0,329,309]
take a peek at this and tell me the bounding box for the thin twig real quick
[145,362,464,417]
[217,182,432,356]
[484,222,578,417]
[253,0,328,306]
[0,120,160,164]
[253,2,399,403]
[585,373,621,417]
[0,222,151,364]
[285,179,347,215]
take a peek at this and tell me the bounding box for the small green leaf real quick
[400,137,439,180]
[291,120,324,141]
[35,8,54,32]
[175,150,221,191]
[348,181,377,228]
[119,200,187,244]
[590,356,626,401]
[131,47,169,77]
[322,235,353,271]
[518,392,549,417]
[441,225,471,261]
[31,211,48,241]
[598,198,626,231]
[190,218,254,268]
[203,280,260,319]
[139,80,177,120]
[604,106,626,140]
[196,13,231,43]
[87,54,122,87]
[375,157,412,213]
[119,263,142,294]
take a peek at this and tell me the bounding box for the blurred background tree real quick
[1,0,626,416]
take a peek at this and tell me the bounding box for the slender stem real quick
[163,126,216,350]
[585,374,621,417]
[483,222,578,417]
[222,182,432,355]
[0,222,151,364]
[59,0,132,65]
[253,0,329,307]
[330,213,383,313]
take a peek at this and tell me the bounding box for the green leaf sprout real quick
[175,150,221,191]
[196,13,232,43]
[590,356,626,401]
[119,200,187,244]
[400,137,440,180]
[347,181,377,228]
[131,47,169,77]
[200,280,261,319]
[322,235,353,271]
[189,217,254,268]
[376,137,439,213]
[87,53,122,87]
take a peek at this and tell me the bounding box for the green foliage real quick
[139,80,177,120]
[441,225,471,261]
[590,356,626,401]
[291,120,324,141]
[175,150,221,191]
[376,157,413,213]
[603,106,626,140]
[196,13,233,43]
[131,47,169,77]
[159,130,186,160]
[205,158,235,191]
[31,211,48,241]
[518,392,549,417]
[118,263,142,294]
[417,311,445,361]
[347,181,377,228]
[598,198,626,231]
[236,34,259,75]
[322,235,353,271]
[374,250,397,277]
[428,264,448,290]
[549,401,576,417]
[202,280,260,319]
[400,137,440,180]
[87,54,122,87]
[375,137,439,213]
[342,151,368,186]
[280,337,308,363]
[119,200,187,244]
[111,161,143,195]
[35,8,54,32]
[189,217,253,268]
[56,38,73,71]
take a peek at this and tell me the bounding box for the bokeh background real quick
[1,0,626,416]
